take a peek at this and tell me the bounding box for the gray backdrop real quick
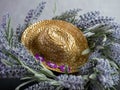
[0,0,120,29]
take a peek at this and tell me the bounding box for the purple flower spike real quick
[46,62,58,68]
[35,53,44,62]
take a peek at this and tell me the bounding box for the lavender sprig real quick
[0,63,27,78]
[106,43,120,66]
[52,9,81,24]
[0,14,14,48]
[1,13,9,29]
[16,2,46,42]
[95,58,119,88]
[33,2,46,20]
[76,11,114,29]
[24,81,59,90]
[57,74,85,90]
[79,50,101,75]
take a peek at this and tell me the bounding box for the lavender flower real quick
[76,11,114,29]
[0,47,27,79]
[96,58,119,88]
[79,11,100,21]
[80,50,101,75]
[0,14,10,48]
[24,9,34,25]
[8,43,42,71]
[107,43,120,66]
[52,8,81,24]
[57,74,85,90]
[110,26,120,40]
[0,43,28,78]
[24,81,58,90]
[23,2,46,27]
[0,63,27,78]
[16,2,46,42]
[1,13,9,29]
[33,2,46,20]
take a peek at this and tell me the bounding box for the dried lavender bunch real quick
[0,46,28,78]
[80,58,119,90]
[25,74,86,90]
[1,43,43,73]
[80,49,103,75]
[52,9,81,24]
[57,74,85,90]
[0,43,29,78]
[24,81,59,90]
[23,1,46,26]
[95,58,119,89]
[0,63,27,78]
[0,14,14,48]
[76,11,114,29]
[16,2,46,42]
[105,43,120,67]
[106,23,120,44]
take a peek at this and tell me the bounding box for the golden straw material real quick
[21,20,89,73]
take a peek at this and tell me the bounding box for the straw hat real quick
[21,20,89,73]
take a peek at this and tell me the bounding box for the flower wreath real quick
[0,1,120,90]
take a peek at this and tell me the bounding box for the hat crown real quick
[37,24,76,63]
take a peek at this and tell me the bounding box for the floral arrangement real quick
[0,1,120,90]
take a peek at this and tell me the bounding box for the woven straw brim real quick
[21,20,89,73]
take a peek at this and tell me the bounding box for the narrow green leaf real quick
[83,75,89,80]
[5,35,9,41]
[1,59,13,66]
[20,76,32,80]
[7,18,11,36]
[109,61,119,70]
[40,68,56,78]
[15,80,35,90]
[91,80,105,90]
[56,86,64,90]
[5,28,9,38]
[111,86,117,90]
[96,46,104,50]
[84,32,95,37]
[70,16,75,23]
[64,65,69,74]
[50,80,60,86]
[34,73,48,81]
[9,28,13,40]
[81,48,90,55]
[2,50,21,64]
[53,0,57,14]
[89,73,97,80]
[9,28,14,47]
[102,34,107,42]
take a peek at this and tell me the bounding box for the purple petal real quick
[35,53,39,59]
[35,53,44,62]
[58,65,65,72]
[46,62,58,68]
[58,65,71,72]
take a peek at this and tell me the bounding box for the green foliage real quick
[4,17,14,47]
